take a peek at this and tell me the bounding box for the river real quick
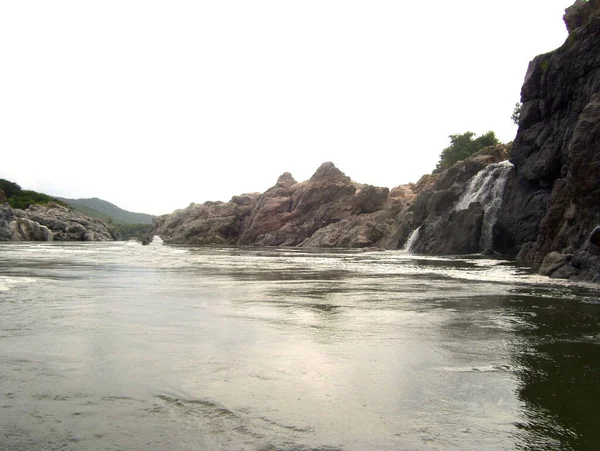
[1,241,599,450]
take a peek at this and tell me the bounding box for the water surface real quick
[1,242,599,450]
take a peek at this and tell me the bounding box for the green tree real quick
[512,102,522,125]
[0,179,22,198]
[435,131,500,172]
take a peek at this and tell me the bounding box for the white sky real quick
[1,1,571,215]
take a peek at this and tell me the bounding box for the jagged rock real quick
[564,0,600,33]
[146,162,398,249]
[276,172,297,188]
[496,4,600,282]
[309,161,351,183]
[240,163,360,246]
[17,203,116,241]
[145,193,260,245]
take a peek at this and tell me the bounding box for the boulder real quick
[10,217,53,241]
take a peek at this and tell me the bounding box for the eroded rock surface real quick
[1,202,115,242]
[17,203,116,241]
[495,3,600,282]
[145,162,415,249]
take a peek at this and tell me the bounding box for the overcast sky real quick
[1,1,571,215]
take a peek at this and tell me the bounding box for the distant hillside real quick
[58,197,155,225]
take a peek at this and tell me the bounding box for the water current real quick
[1,241,599,450]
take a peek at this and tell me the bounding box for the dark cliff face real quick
[495,6,600,281]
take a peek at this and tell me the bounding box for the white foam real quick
[0,276,36,292]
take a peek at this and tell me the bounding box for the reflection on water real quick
[0,242,599,450]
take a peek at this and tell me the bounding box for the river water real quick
[1,242,599,450]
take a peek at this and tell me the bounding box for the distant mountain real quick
[57,197,155,225]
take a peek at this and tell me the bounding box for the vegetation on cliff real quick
[434,131,500,173]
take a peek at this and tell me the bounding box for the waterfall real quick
[403,226,421,252]
[454,160,513,251]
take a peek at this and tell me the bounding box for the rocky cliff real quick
[144,162,415,248]
[494,0,600,282]
[0,200,117,242]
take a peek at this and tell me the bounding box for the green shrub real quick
[435,131,500,172]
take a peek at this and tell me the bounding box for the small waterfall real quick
[403,226,421,252]
[454,160,513,251]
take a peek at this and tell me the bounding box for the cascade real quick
[454,160,513,251]
[403,226,421,252]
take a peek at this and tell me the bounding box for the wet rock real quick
[539,251,573,276]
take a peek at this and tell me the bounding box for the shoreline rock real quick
[0,202,117,242]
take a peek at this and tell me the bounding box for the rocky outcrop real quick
[386,145,511,254]
[239,162,389,247]
[144,193,260,245]
[495,3,600,282]
[10,217,54,241]
[16,203,116,241]
[300,183,414,248]
[1,203,54,242]
[0,201,116,242]
[145,162,415,248]
[564,0,600,33]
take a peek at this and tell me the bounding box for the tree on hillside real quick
[434,131,500,172]
[0,179,22,198]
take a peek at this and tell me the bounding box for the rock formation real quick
[495,2,600,282]
[0,201,116,242]
[144,162,415,248]
[143,193,261,245]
